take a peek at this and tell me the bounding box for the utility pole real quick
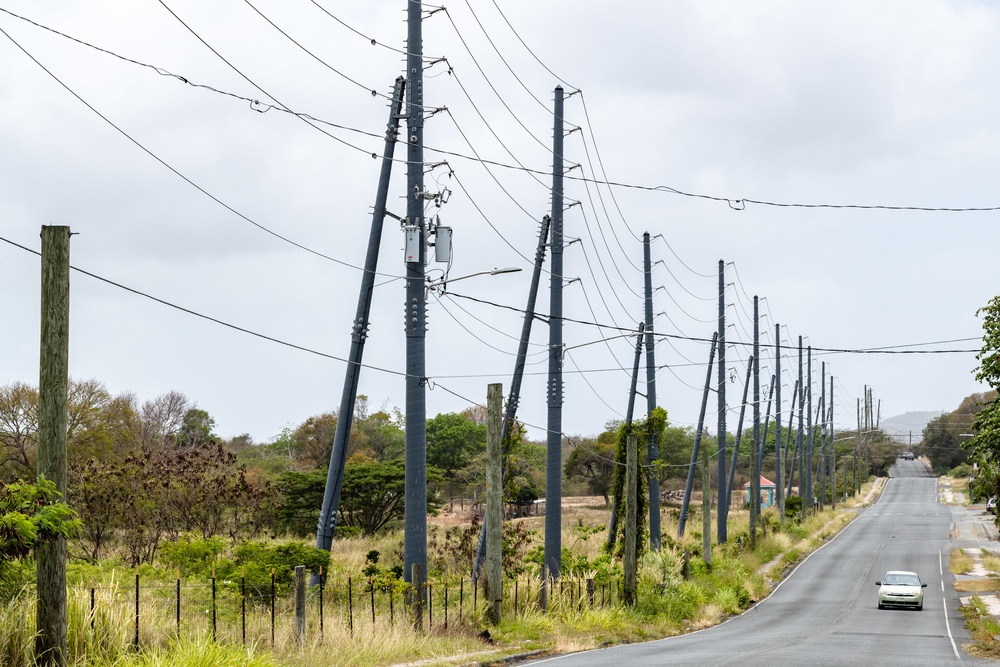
[726,357,753,502]
[484,383,503,625]
[37,225,71,667]
[678,332,718,537]
[471,217,550,581]
[717,260,727,543]
[775,324,783,520]
[829,374,835,509]
[797,336,805,520]
[403,0,427,601]
[806,345,813,512]
[316,78,405,566]
[819,361,826,509]
[606,324,644,550]
[643,233,661,550]
[545,86,565,579]
[751,296,761,540]
[624,433,638,606]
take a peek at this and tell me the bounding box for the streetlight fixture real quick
[425,267,521,295]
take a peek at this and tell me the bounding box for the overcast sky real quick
[1,0,996,445]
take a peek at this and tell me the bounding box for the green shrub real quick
[951,462,973,479]
[784,495,803,520]
[158,536,226,577]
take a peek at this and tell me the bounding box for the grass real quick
[2,487,877,667]
[962,596,1000,658]
[951,549,974,575]
[981,551,1000,575]
[955,579,1000,594]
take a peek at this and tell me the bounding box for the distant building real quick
[744,475,776,508]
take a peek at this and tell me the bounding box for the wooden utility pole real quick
[624,433,638,606]
[484,383,503,624]
[37,225,71,667]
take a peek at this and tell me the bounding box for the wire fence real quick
[62,567,626,649]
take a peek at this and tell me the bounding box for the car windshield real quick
[883,574,919,586]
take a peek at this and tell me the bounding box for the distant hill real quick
[879,411,946,443]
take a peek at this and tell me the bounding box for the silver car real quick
[876,571,926,611]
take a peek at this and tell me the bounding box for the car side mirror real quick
[875,581,881,586]
[922,583,927,588]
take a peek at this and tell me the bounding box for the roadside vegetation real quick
[0,377,886,666]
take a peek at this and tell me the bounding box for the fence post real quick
[586,578,595,608]
[348,577,354,636]
[318,566,324,638]
[294,565,306,646]
[370,577,376,625]
[211,568,217,643]
[428,582,433,628]
[241,568,246,646]
[460,578,464,621]
[175,568,181,636]
[90,580,95,634]
[270,568,276,646]
[134,565,139,650]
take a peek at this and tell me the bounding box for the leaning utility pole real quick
[643,233,661,550]
[606,323,645,550]
[624,433,638,606]
[471,216,550,581]
[717,260,727,543]
[544,86,565,579]
[315,78,405,564]
[403,0,428,599]
[678,332,718,537]
[37,225,71,667]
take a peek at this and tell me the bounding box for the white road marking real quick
[941,549,961,660]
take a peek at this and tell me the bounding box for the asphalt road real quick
[530,460,994,667]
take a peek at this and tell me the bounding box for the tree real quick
[275,470,326,537]
[564,436,616,506]
[1,477,79,581]
[426,412,486,500]
[338,460,442,535]
[965,296,1000,501]
[0,382,38,482]
[171,408,216,448]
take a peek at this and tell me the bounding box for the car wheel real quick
[916,604,923,611]
[878,602,884,610]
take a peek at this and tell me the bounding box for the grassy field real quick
[3,485,877,667]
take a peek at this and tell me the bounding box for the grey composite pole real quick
[717,260,727,543]
[643,232,661,550]
[606,323,644,549]
[316,78,405,562]
[545,86,565,579]
[403,0,427,597]
[678,331,717,537]
[726,356,753,503]
[752,297,761,534]
[797,336,805,518]
[819,361,826,508]
[775,324,783,518]
[471,216,550,581]
[806,345,813,510]
[829,375,835,509]
[37,225,71,667]
[485,383,503,625]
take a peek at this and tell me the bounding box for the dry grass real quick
[981,552,1000,575]
[955,579,1000,594]
[952,549,975,575]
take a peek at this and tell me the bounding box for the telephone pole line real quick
[643,233,661,550]
[717,260,727,543]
